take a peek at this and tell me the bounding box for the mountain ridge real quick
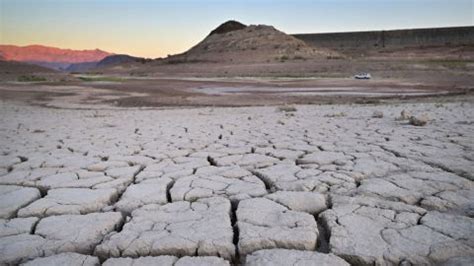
[0,44,112,64]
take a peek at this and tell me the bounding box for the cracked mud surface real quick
[0,99,473,265]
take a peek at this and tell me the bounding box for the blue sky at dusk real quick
[1,0,472,57]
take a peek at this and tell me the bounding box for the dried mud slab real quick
[102,255,230,266]
[0,212,123,265]
[0,217,38,237]
[95,197,235,260]
[0,99,473,265]
[236,198,318,256]
[17,188,118,217]
[170,166,267,203]
[0,185,41,219]
[21,252,100,266]
[245,249,349,266]
[319,195,474,265]
[114,178,172,213]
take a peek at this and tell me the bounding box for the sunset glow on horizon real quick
[1,0,472,58]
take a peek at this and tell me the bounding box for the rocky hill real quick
[208,20,247,36]
[166,21,340,63]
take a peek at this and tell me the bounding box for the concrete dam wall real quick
[293,26,474,49]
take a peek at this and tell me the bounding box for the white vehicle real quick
[354,73,371,79]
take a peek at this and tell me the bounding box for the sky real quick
[0,0,473,58]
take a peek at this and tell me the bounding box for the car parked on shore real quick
[354,73,372,79]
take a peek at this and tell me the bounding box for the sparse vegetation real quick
[166,58,188,64]
[130,72,149,77]
[354,99,381,105]
[325,112,347,118]
[423,59,473,69]
[77,76,123,82]
[276,55,289,62]
[326,55,344,60]
[277,105,297,113]
[17,75,47,82]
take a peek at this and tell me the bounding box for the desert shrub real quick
[277,55,289,62]
[78,76,123,82]
[355,99,381,105]
[324,112,346,118]
[130,72,148,77]
[166,58,187,64]
[326,55,344,60]
[427,59,470,69]
[277,105,297,112]
[17,75,46,82]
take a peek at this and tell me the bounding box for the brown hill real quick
[0,60,56,81]
[0,44,112,63]
[166,21,341,63]
[66,54,148,72]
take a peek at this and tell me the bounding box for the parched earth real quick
[0,99,473,265]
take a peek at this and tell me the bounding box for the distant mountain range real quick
[0,44,147,72]
[0,45,112,69]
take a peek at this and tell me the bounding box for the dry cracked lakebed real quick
[0,99,473,265]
